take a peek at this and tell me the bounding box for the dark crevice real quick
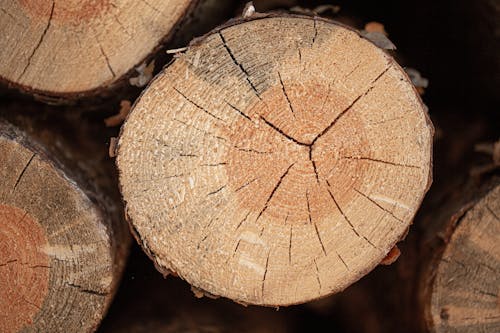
[337,252,350,271]
[174,87,225,122]
[12,153,35,192]
[277,71,296,116]
[18,0,55,80]
[288,225,293,264]
[353,188,404,223]
[219,31,261,97]
[261,250,270,297]
[200,162,227,167]
[256,163,295,221]
[260,116,309,146]
[314,222,327,256]
[310,66,390,146]
[313,259,322,291]
[325,181,360,238]
[236,212,251,230]
[309,147,320,183]
[235,179,257,193]
[227,102,252,122]
[312,17,318,46]
[341,156,420,169]
[207,185,226,196]
[97,38,116,77]
[66,283,108,296]
[235,146,273,154]
[308,190,327,256]
[232,239,241,254]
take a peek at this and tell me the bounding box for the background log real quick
[0,0,235,102]
[0,112,130,332]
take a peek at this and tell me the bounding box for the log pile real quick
[0,1,497,332]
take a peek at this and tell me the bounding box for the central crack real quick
[259,115,332,184]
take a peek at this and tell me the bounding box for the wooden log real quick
[0,0,222,100]
[419,179,500,332]
[116,14,433,306]
[0,120,130,332]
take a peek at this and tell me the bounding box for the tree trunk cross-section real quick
[0,0,198,98]
[0,122,129,332]
[424,182,500,333]
[117,15,433,306]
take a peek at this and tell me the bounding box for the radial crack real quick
[18,0,55,80]
[12,153,35,192]
[313,259,322,292]
[341,156,420,169]
[95,35,116,77]
[336,252,349,271]
[353,188,404,223]
[219,31,260,97]
[277,71,296,116]
[235,178,257,193]
[325,182,360,237]
[66,283,107,296]
[310,66,390,145]
[260,116,308,146]
[208,185,226,196]
[236,211,251,230]
[235,146,273,154]
[227,102,252,122]
[261,250,271,297]
[256,163,295,221]
[174,87,225,122]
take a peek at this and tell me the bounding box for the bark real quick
[0,114,130,333]
[116,14,433,306]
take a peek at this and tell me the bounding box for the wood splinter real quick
[117,14,433,306]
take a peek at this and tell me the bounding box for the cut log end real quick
[117,15,433,306]
[0,0,196,97]
[427,183,500,333]
[0,124,126,332]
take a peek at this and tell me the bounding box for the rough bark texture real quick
[0,118,130,333]
[419,179,500,333]
[0,0,235,101]
[117,14,433,306]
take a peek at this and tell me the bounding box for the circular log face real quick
[117,16,433,306]
[0,130,116,332]
[430,185,500,333]
[0,0,194,96]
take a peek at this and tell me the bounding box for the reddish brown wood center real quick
[0,204,49,332]
[225,81,367,225]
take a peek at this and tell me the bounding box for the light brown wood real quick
[0,122,130,332]
[0,0,198,98]
[117,14,433,306]
[423,182,500,333]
